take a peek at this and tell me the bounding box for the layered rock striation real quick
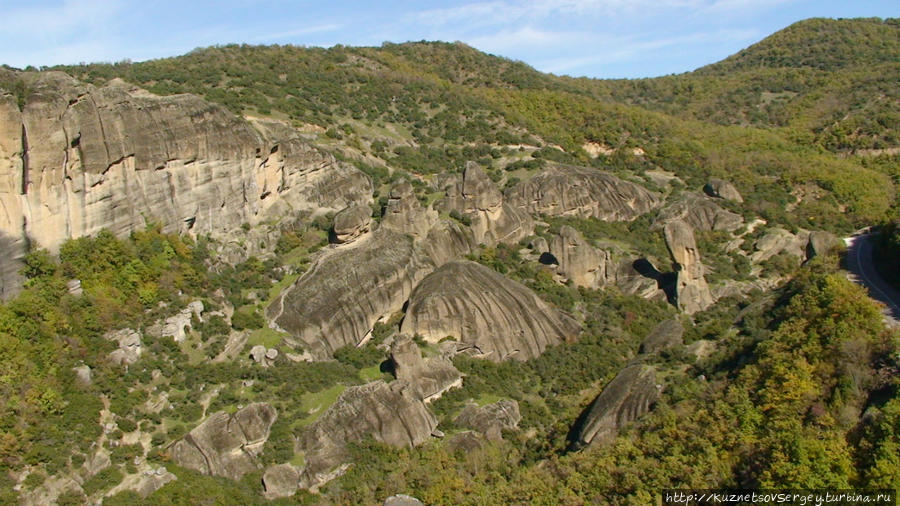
[441,162,532,245]
[298,380,437,490]
[506,164,660,221]
[571,365,660,448]
[0,72,371,296]
[170,403,277,481]
[400,260,580,361]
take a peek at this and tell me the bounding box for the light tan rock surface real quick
[270,231,434,359]
[453,400,521,441]
[441,162,532,245]
[0,72,372,297]
[549,225,611,288]
[390,335,462,401]
[656,192,744,232]
[704,178,743,202]
[664,219,714,314]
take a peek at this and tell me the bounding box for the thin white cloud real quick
[536,28,760,74]
[248,24,343,43]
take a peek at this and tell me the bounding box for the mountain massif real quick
[0,17,897,505]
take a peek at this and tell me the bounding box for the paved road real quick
[844,233,900,326]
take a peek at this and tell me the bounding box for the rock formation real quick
[298,380,437,490]
[381,181,438,240]
[170,403,277,480]
[400,261,580,361]
[160,300,203,342]
[332,204,372,243]
[0,72,372,297]
[704,178,743,202]
[548,225,611,288]
[271,231,434,359]
[384,494,425,506]
[639,319,684,354]
[442,162,532,245]
[750,228,808,263]
[453,400,521,441]
[656,192,743,232]
[390,335,462,402]
[806,230,842,260]
[571,365,660,448]
[664,220,714,314]
[262,464,300,500]
[105,328,143,366]
[505,164,660,221]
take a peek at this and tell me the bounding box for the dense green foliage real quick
[1,16,898,504]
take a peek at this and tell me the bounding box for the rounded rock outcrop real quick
[333,204,372,243]
[400,260,580,361]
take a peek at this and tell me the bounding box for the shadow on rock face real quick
[538,252,559,265]
[632,258,677,306]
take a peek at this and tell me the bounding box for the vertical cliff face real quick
[664,219,714,314]
[0,72,371,297]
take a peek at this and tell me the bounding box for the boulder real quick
[640,319,684,354]
[390,335,462,402]
[170,403,277,481]
[106,328,143,366]
[263,464,300,500]
[506,164,660,221]
[298,380,437,490]
[161,301,204,342]
[73,364,92,386]
[250,345,267,363]
[332,204,372,243]
[704,178,743,202]
[66,279,83,296]
[400,261,580,361]
[751,228,808,263]
[806,230,842,260]
[656,192,743,232]
[106,467,177,499]
[453,400,521,441]
[664,220,714,314]
[384,494,425,506]
[571,365,661,448]
[529,236,549,253]
[549,225,611,288]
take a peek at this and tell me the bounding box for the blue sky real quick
[1,0,896,78]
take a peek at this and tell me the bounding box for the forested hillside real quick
[0,16,897,505]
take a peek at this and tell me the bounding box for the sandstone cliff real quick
[0,72,371,296]
[548,225,611,288]
[400,260,580,361]
[271,231,433,359]
[656,192,743,232]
